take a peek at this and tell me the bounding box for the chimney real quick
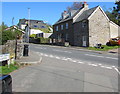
[82,1,89,10]
[61,10,68,19]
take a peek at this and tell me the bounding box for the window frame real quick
[66,23,68,29]
[56,26,58,31]
[61,24,64,30]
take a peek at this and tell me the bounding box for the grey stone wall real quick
[73,20,89,47]
[2,40,23,59]
[53,20,74,45]
[89,8,110,47]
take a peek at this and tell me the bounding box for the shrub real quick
[29,34,36,38]
[37,37,50,44]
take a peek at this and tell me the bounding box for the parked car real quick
[0,74,12,93]
[106,37,120,46]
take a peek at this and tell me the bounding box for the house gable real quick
[88,6,109,21]
[88,6,110,47]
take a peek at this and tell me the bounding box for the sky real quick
[2,2,115,27]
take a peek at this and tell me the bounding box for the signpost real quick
[0,54,10,67]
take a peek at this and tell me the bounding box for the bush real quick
[1,29,22,45]
[2,30,15,45]
[37,37,50,44]
[29,34,36,38]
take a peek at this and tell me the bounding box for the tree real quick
[106,0,120,26]
[0,23,22,45]
[67,2,83,12]
[112,0,120,25]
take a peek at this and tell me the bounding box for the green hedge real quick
[37,37,50,44]
[29,34,36,38]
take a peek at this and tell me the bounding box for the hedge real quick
[37,37,50,44]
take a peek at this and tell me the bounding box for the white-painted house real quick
[110,21,120,38]
[18,19,53,42]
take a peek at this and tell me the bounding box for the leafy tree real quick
[67,2,83,12]
[112,0,120,25]
[106,0,120,26]
[0,23,22,45]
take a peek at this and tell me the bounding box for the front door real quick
[82,36,87,47]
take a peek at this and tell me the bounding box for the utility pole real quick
[27,8,30,43]
[12,17,14,26]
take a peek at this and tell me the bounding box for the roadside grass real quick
[0,63,20,74]
[87,45,120,51]
[0,61,32,74]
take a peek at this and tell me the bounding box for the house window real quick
[65,33,69,41]
[82,22,86,28]
[34,25,38,28]
[66,23,68,29]
[61,25,63,30]
[56,26,58,31]
[41,26,45,28]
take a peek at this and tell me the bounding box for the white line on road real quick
[77,62,84,64]
[88,63,98,67]
[55,57,61,59]
[44,54,48,57]
[53,49,72,53]
[114,68,120,75]
[85,54,118,60]
[38,52,116,70]
[35,47,47,49]
[101,66,113,69]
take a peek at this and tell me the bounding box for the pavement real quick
[15,50,42,64]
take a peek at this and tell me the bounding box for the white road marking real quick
[72,60,77,63]
[62,59,68,61]
[44,54,48,57]
[53,49,72,53]
[55,57,60,59]
[49,55,54,58]
[85,54,118,60]
[112,66,116,68]
[35,47,46,49]
[77,62,84,64]
[88,63,98,67]
[105,67,113,69]
[101,66,113,69]
[38,53,116,70]
[114,68,120,75]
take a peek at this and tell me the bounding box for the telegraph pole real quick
[28,8,30,43]
[12,17,14,26]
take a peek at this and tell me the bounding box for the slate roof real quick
[54,6,99,25]
[54,8,83,25]
[75,6,99,22]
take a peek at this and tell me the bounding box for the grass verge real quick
[0,62,31,74]
[0,63,20,74]
[87,45,120,51]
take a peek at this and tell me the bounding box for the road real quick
[11,44,119,92]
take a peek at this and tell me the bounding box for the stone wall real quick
[53,20,74,45]
[89,7,110,47]
[2,40,23,59]
[73,20,89,47]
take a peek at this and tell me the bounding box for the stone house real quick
[53,3,119,47]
